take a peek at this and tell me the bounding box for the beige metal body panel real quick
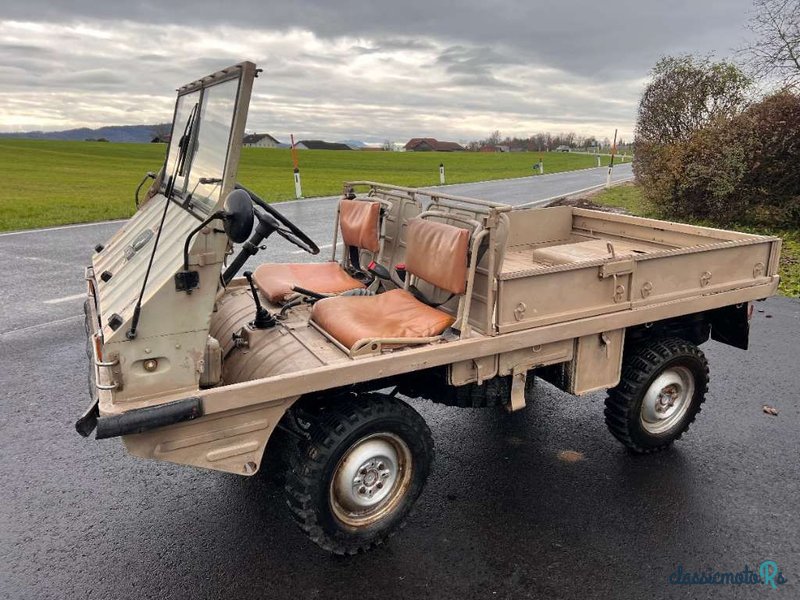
[496,207,781,334]
[123,400,294,475]
[569,329,625,395]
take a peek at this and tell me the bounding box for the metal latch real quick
[599,258,635,279]
[599,242,635,279]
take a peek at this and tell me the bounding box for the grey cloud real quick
[1,0,755,78]
[0,0,758,140]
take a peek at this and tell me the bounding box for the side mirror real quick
[222,189,254,243]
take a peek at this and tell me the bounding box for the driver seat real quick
[252,198,381,304]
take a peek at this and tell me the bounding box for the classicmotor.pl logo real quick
[669,561,788,589]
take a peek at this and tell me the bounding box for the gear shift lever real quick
[243,271,276,329]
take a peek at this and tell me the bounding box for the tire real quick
[604,337,709,454]
[284,393,434,554]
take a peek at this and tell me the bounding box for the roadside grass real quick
[592,183,800,298]
[0,139,620,231]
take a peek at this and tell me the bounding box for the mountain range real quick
[0,124,170,143]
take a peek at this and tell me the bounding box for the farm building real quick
[555,145,571,152]
[295,140,353,150]
[479,144,510,152]
[404,138,465,152]
[243,133,282,148]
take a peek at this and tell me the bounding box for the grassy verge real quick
[591,183,799,298]
[0,139,619,231]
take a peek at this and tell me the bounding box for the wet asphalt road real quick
[1,164,798,599]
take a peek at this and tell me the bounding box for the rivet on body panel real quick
[753,262,765,278]
[700,271,712,287]
[641,281,653,298]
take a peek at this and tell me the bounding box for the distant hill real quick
[0,124,171,143]
[337,139,366,148]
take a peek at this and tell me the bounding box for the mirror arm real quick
[183,210,225,271]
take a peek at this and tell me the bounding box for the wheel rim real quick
[330,432,413,528]
[639,366,695,435]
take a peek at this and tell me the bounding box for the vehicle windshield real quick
[162,76,240,214]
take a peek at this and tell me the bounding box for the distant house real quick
[555,145,571,152]
[243,133,282,148]
[404,138,465,152]
[479,144,510,153]
[295,140,353,150]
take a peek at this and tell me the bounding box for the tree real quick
[636,55,751,145]
[486,130,502,145]
[741,0,800,88]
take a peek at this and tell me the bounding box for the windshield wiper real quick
[127,103,199,340]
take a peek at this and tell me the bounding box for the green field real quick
[0,139,619,231]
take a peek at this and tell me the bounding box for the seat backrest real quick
[404,218,470,295]
[339,199,380,253]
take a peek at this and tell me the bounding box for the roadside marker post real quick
[606,128,618,188]
[596,155,601,167]
[290,134,303,198]
[439,163,445,185]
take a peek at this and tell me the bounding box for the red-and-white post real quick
[291,134,302,198]
[606,129,618,188]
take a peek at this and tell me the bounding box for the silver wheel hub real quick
[640,366,695,434]
[330,433,412,527]
[353,457,393,503]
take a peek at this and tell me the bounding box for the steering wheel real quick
[236,183,319,255]
[254,206,319,255]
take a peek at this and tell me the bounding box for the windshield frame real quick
[160,62,257,219]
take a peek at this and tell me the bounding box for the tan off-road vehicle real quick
[76,62,781,554]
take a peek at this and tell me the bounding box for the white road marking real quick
[43,293,85,305]
[0,219,127,238]
[0,314,82,337]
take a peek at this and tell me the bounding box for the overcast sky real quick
[0,0,757,142]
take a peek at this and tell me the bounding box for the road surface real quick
[1,162,798,599]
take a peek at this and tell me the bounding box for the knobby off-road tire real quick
[605,337,709,454]
[284,393,434,554]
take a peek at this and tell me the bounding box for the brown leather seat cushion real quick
[339,199,380,253]
[311,289,454,350]
[404,218,470,294]
[253,262,365,304]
